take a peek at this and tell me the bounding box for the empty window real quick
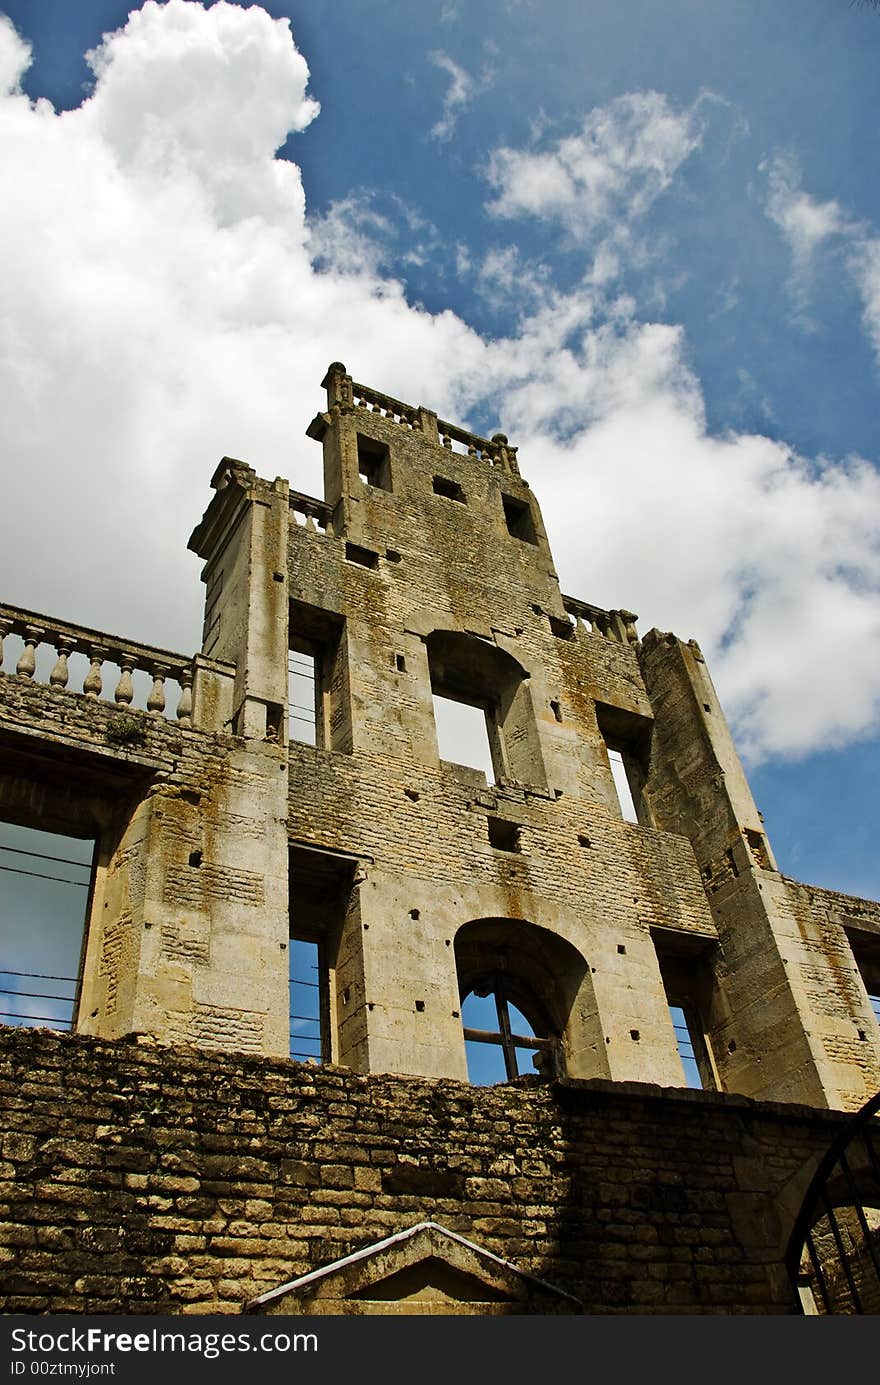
[0,822,94,1034]
[608,747,639,823]
[426,630,546,790]
[461,974,559,1084]
[548,613,575,640]
[288,646,317,746]
[356,434,391,490]
[595,703,652,827]
[432,693,495,783]
[502,494,538,544]
[668,1004,705,1089]
[653,933,720,1091]
[846,929,880,1030]
[433,475,466,503]
[289,601,350,752]
[487,817,521,853]
[289,844,357,1066]
[345,542,379,569]
[289,937,323,1063]
[744,828,772,870]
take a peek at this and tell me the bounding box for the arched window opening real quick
[461,973,560,1085]
[454,917,604,1083]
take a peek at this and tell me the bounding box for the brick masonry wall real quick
[0,1026,851,1315]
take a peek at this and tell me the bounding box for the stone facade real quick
[0,1026,857,1314]
[1,362,879,1313]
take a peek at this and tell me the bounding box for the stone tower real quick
[182,362,879,1108]
[2,362,879,1109]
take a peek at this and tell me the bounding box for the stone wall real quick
[0,1026,851,1315]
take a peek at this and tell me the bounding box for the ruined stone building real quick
[1,363,879,1314]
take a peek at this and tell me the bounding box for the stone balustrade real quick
[288,488,334,534]
[350,380,421,431]
[562,595,639,646]
[0,603,195,726]
[322,363,520,474]
[435,418,519,474]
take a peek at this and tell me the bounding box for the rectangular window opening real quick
[744,828,772,870]
[608,747,639,824]
[433,475,466,503]
[502,493,538,544]
[432,692,496,784]
[289,936,324,1064]
[595,703,652,827]
[0,821,95,1034]
[289,844,357,1067]
[487,817,521,853]
[548,613,575,640]
[653,936,720,1092]
[356,434,391,490]
[845,928,880,1032]
[288,646,317,747]
[345,542,380,569]
[289,601,348,752]
[668,1003,705,1089]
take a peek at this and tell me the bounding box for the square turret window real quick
[502,494,538,544]
[357,435,392,490]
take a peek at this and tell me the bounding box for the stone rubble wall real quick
[0,1026,850,1316]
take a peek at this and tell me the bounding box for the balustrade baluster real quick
[0,618,11,671]
[147,665,167,715]
[176,668,193,727]
[114,654,135,705]
[49,640,72,688]
[83,647,105,698]
[16,627,43,679]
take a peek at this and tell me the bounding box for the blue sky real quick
[1,0,879,900]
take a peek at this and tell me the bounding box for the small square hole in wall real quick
[433,475,466,503]
[357,434,391,490]
[487,817,521,853]
[396,654,406,672]
[502,493,538,544]
[578,834,591,848]
[548,614,575,640]
[345,542,379,569]
[550,699,562,723]
[744,828,771,870]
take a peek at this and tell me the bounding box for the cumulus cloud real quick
[0,11,30,94]
[1,4,879,764]
[486,91,704,238]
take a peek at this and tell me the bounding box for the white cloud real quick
[762,152,880,375]
[849,235,880,361]
[762,153,848,319]
[0,12,30,95]
[1,6,879,766]
[486,91,704,238]
[429,51,475,142]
